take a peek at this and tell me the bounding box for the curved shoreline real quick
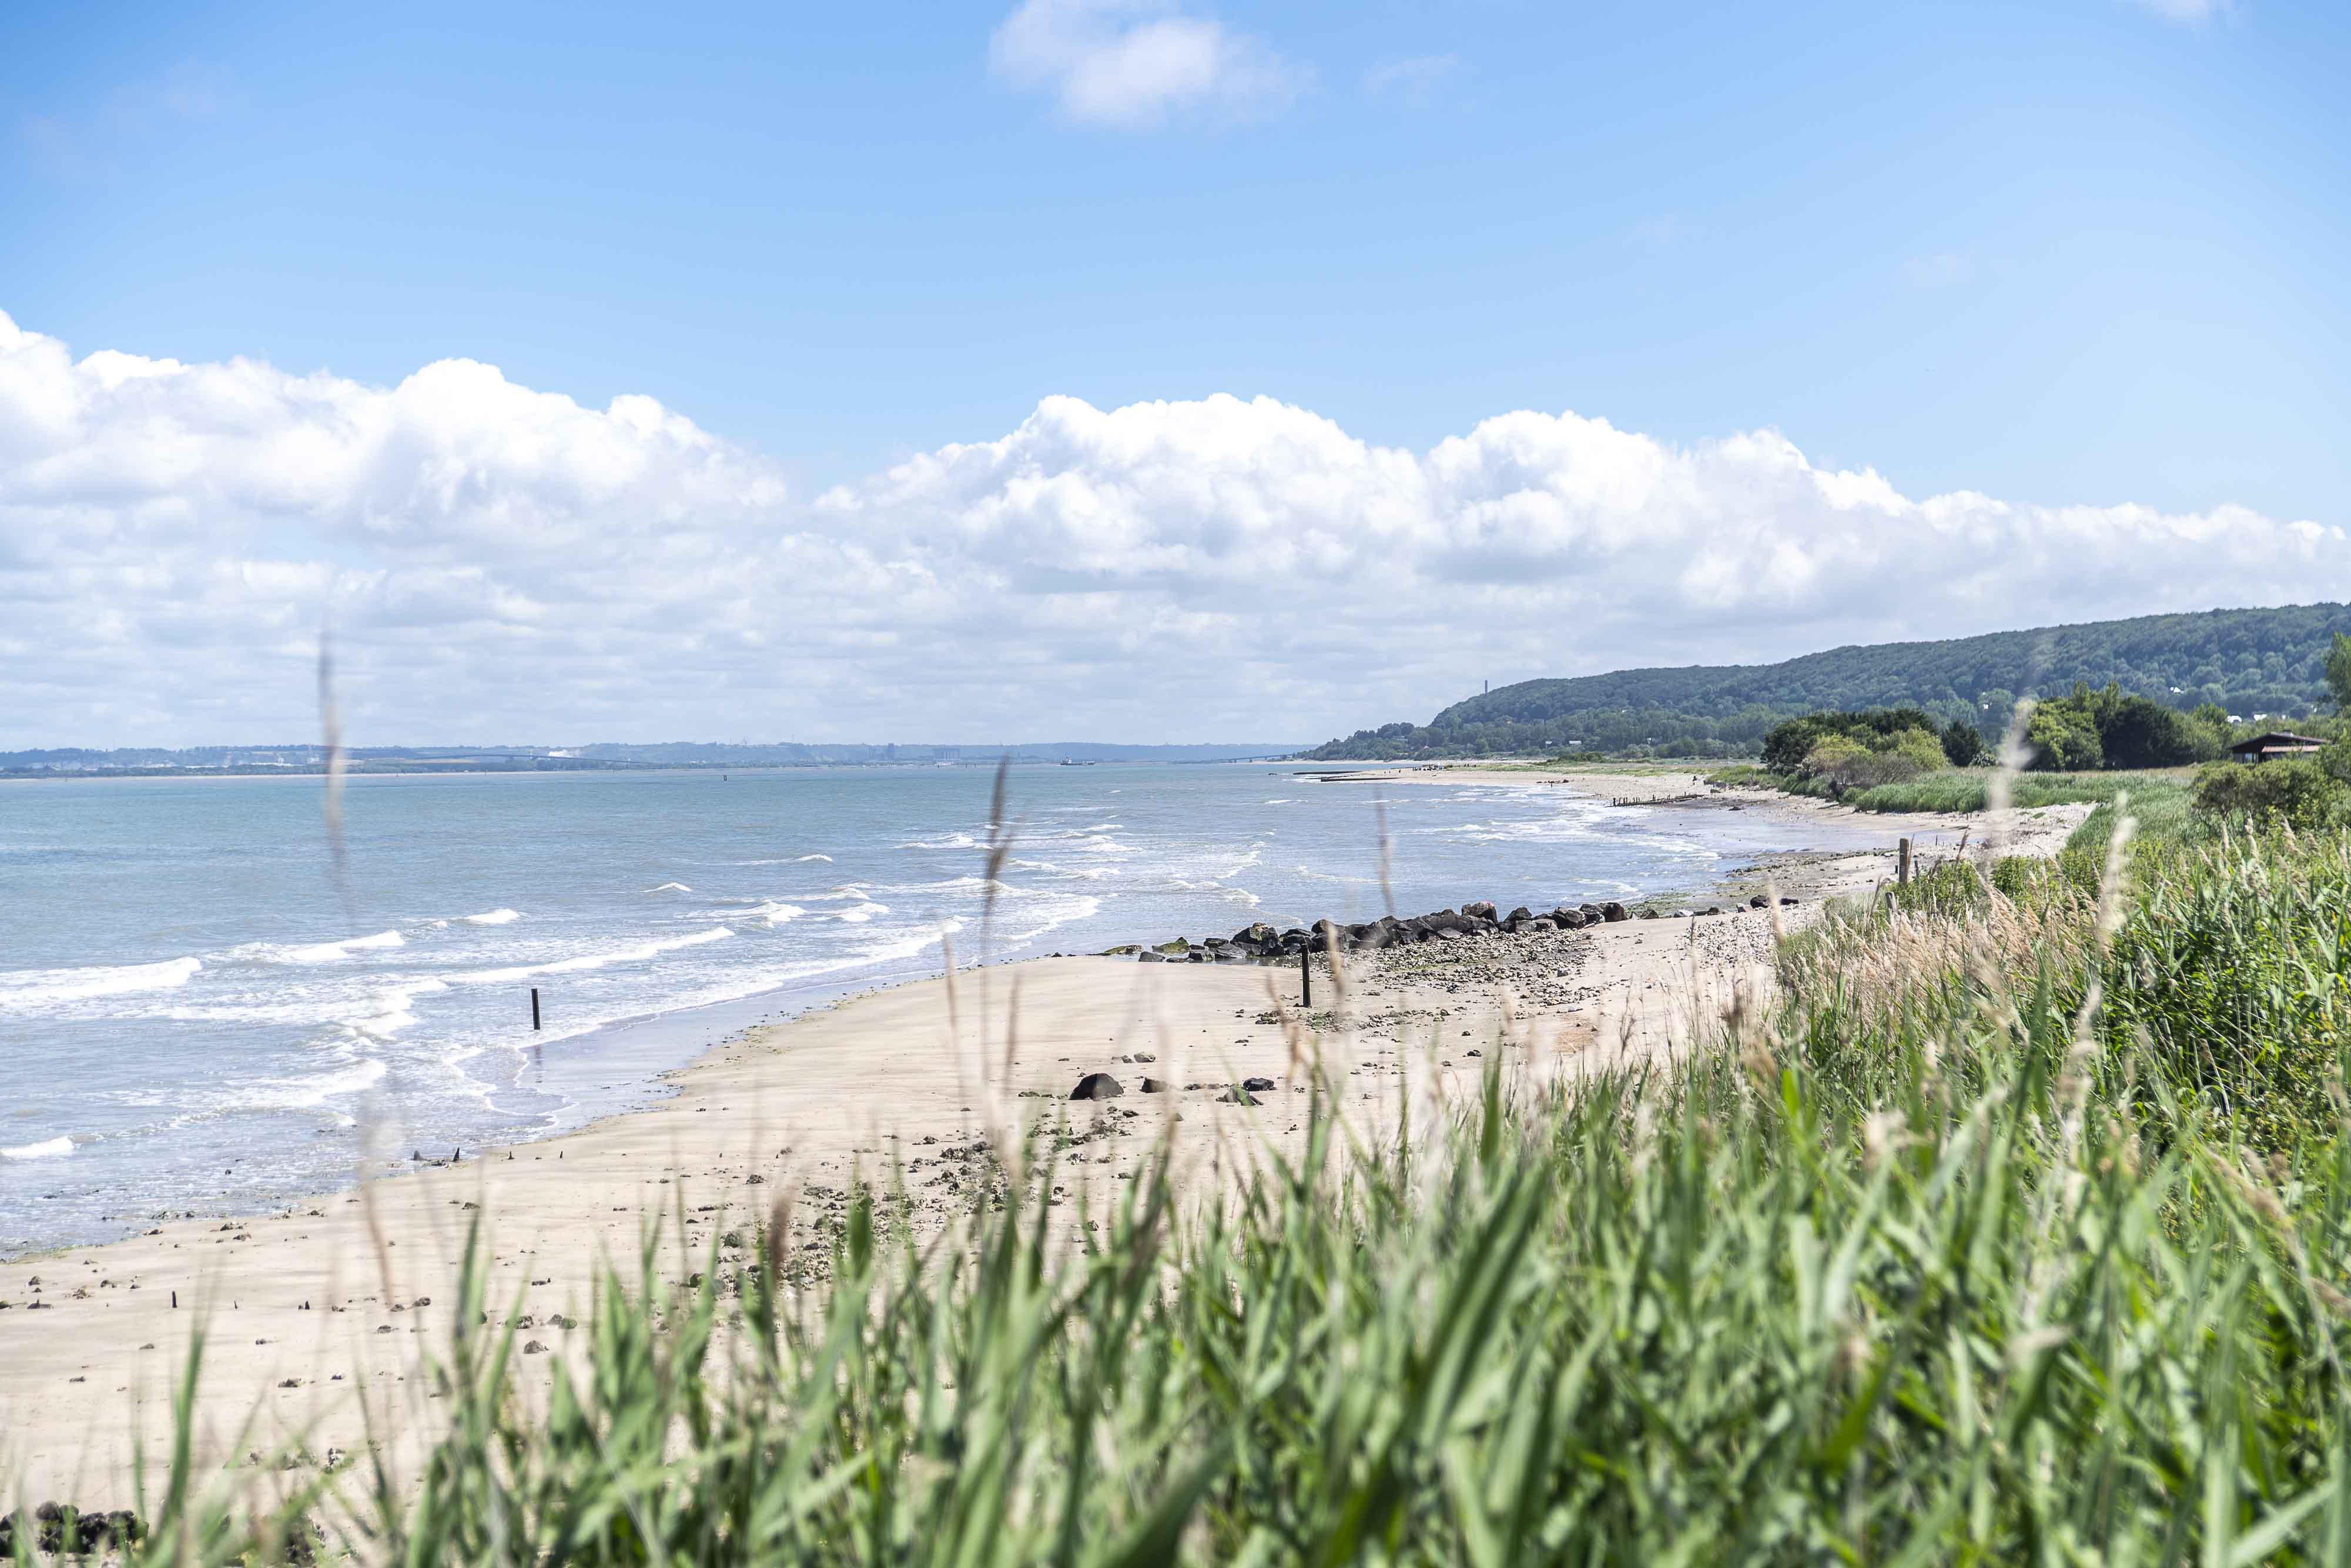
[0,776,2087,1496]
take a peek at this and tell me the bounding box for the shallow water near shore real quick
[0,763,1893,1255]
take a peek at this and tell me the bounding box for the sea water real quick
[0,765,1887,1254]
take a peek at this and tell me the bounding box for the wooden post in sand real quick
[531,987,541,1030]
[1300,946,1311,1008]
[1897,838,1912,887]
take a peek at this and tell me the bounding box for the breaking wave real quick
[0,955,203,1009]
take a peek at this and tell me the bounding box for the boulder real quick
[1218,1088,1260,1105]
[1137,949,1168,963]
[1153,937,1190,956]
[1140,1077,1168,1094]
[1233,923,1277,947]
[1554,907,1587,929]
[1241,1076,1277,1092]
[1602,902,1630,922]
[1527,916,1558,932]
[1749,894,1770,909]
[1070,1073,1124,1101]
[1780,896,1800,906]
[1502,906,1533,930]
[1463,900,1499,922]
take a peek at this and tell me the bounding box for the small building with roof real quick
[2229,732,2329,765]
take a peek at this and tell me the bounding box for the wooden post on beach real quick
[530,987,541,1030]
[1300,946,1311,1008]
[1897,838,1912,887]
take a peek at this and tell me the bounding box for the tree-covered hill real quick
[1308,602,2351,759]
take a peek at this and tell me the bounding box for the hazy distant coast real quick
[0,740,1310,780]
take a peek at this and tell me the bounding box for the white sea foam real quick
[255,929,407,964]
[744,901,807,927]
[1,1135,73,1161]
[342,979,449,1040]
[828,902,890,923]
[896,833,980,850]
[0,954,202,1009]
[454,926,734,985]
[648,882,692,893]
[461,908,521,925]
[1000,894,1103,943]
[793,853,833,863]
[242,1058,388,1111]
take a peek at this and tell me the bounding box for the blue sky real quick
[8,0,2343,514]
[2,1,2347,745]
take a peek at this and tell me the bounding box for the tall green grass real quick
[1712,763,2193,819]
[29,828,2351,1563]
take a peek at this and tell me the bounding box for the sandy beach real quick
[0,770,2089,1503]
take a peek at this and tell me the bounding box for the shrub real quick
[1886,726,1947,773]
[1803,733,1930,792]
[2097,692,2221,768]
[2026,702,2104,770]
[2189,757,2345,829]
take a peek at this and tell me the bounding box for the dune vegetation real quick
[21,793,2351,1563]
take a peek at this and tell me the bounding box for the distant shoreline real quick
[0,756,1310,783]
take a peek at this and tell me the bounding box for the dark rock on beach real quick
[1070,1073,1124,1101]
[0,1504,145,1556]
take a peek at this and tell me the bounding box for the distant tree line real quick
[1307,603,2351,760]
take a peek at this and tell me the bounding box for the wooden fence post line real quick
[1300,946,1311,1009]
[1897,838,1912,887]
[531,987,541,1030]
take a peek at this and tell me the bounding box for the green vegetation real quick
[2019,682,2227,770]
[42,804,2351,1563]
[1759,706,1984,780]
[1711,762,2193,820]
[2192,756,2351,830]
[1308,601,2350,759]
[1730,688,2219,810]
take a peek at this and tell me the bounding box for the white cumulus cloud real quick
[989,0,1305,128]
[0,307,2341,749]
